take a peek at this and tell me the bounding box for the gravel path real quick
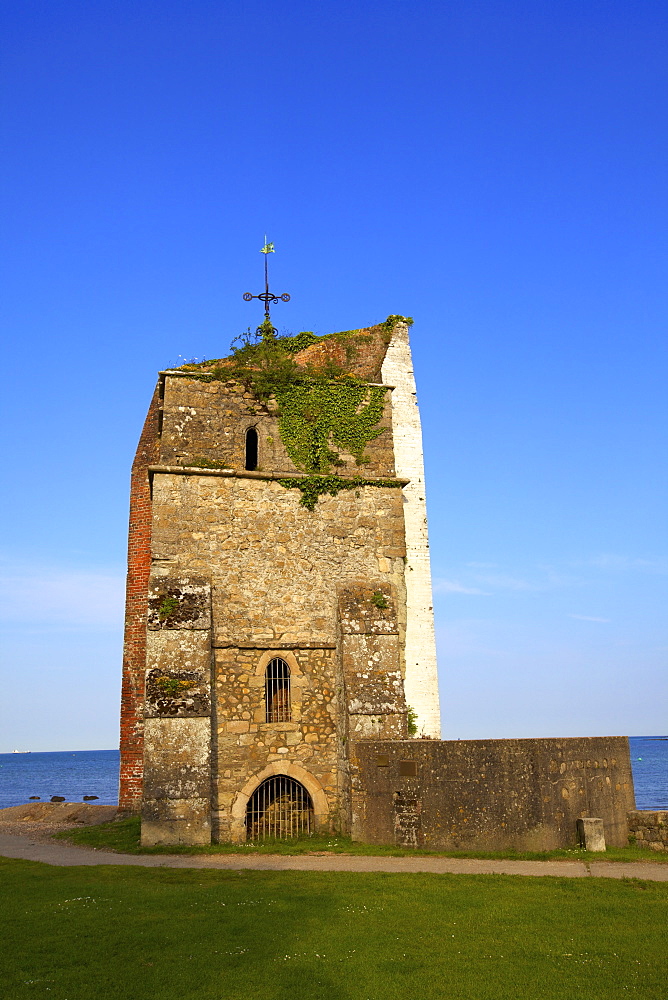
[1,832,667,881]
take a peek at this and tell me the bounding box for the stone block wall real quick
[158,373,396,478]
[339,584,407,740]
[140,576,213,845]
[350,737,635,850]
[628,810,668,852]
[145,465,409,841]
[212,645,344,841]
[148,473,408,649]
[119,321,444,839]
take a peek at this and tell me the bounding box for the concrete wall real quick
[628,810,668,852]
[350,737,635,850]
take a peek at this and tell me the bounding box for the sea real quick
[0,737,666,811]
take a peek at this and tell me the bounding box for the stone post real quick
[577,817,606,852]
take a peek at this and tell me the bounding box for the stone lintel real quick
[213,641,337,650]
[158,370,397,390]
[148,464,410,485]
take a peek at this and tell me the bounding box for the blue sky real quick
[1,0,666,750]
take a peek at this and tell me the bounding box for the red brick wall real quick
[118,386,161,813]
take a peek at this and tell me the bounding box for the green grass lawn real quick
[55,816,668,864]
[1,857,666,1000]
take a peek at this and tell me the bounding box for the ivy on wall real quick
[276,379,386,474]
[176,316,413,508]
[276,475,404,511]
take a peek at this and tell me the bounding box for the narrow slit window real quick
[245,427,258,470]
[265,657,290,722]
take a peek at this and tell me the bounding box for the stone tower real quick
[119,317,440,844]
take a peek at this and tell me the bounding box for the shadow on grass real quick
[54,817,668,864]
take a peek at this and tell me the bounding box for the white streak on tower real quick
[381,321,441,736]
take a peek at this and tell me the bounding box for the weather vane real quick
[243,238,290,324]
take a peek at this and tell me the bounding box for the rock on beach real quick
[0,802,118,841]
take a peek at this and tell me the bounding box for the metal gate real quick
[246,775,314,840]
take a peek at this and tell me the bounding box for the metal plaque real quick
[399,760,418,777]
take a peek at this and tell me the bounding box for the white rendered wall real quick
[381,322,441,737]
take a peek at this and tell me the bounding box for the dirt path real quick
[1,832,667,881]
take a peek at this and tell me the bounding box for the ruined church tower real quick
[119,316,440,844]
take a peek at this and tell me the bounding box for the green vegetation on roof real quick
[171,316,414,502]
[175,314,413,375]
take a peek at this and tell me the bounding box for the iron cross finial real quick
[243,237,290,323]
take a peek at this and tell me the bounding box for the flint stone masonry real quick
[350,737,635,850]
[149,474,407,648]
[628,810,668,852]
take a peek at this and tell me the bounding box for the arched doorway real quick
[245,775,314,840]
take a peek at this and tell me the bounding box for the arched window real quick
[245,427,258,471]
[265,657,290,722]
[246,775,314,840]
